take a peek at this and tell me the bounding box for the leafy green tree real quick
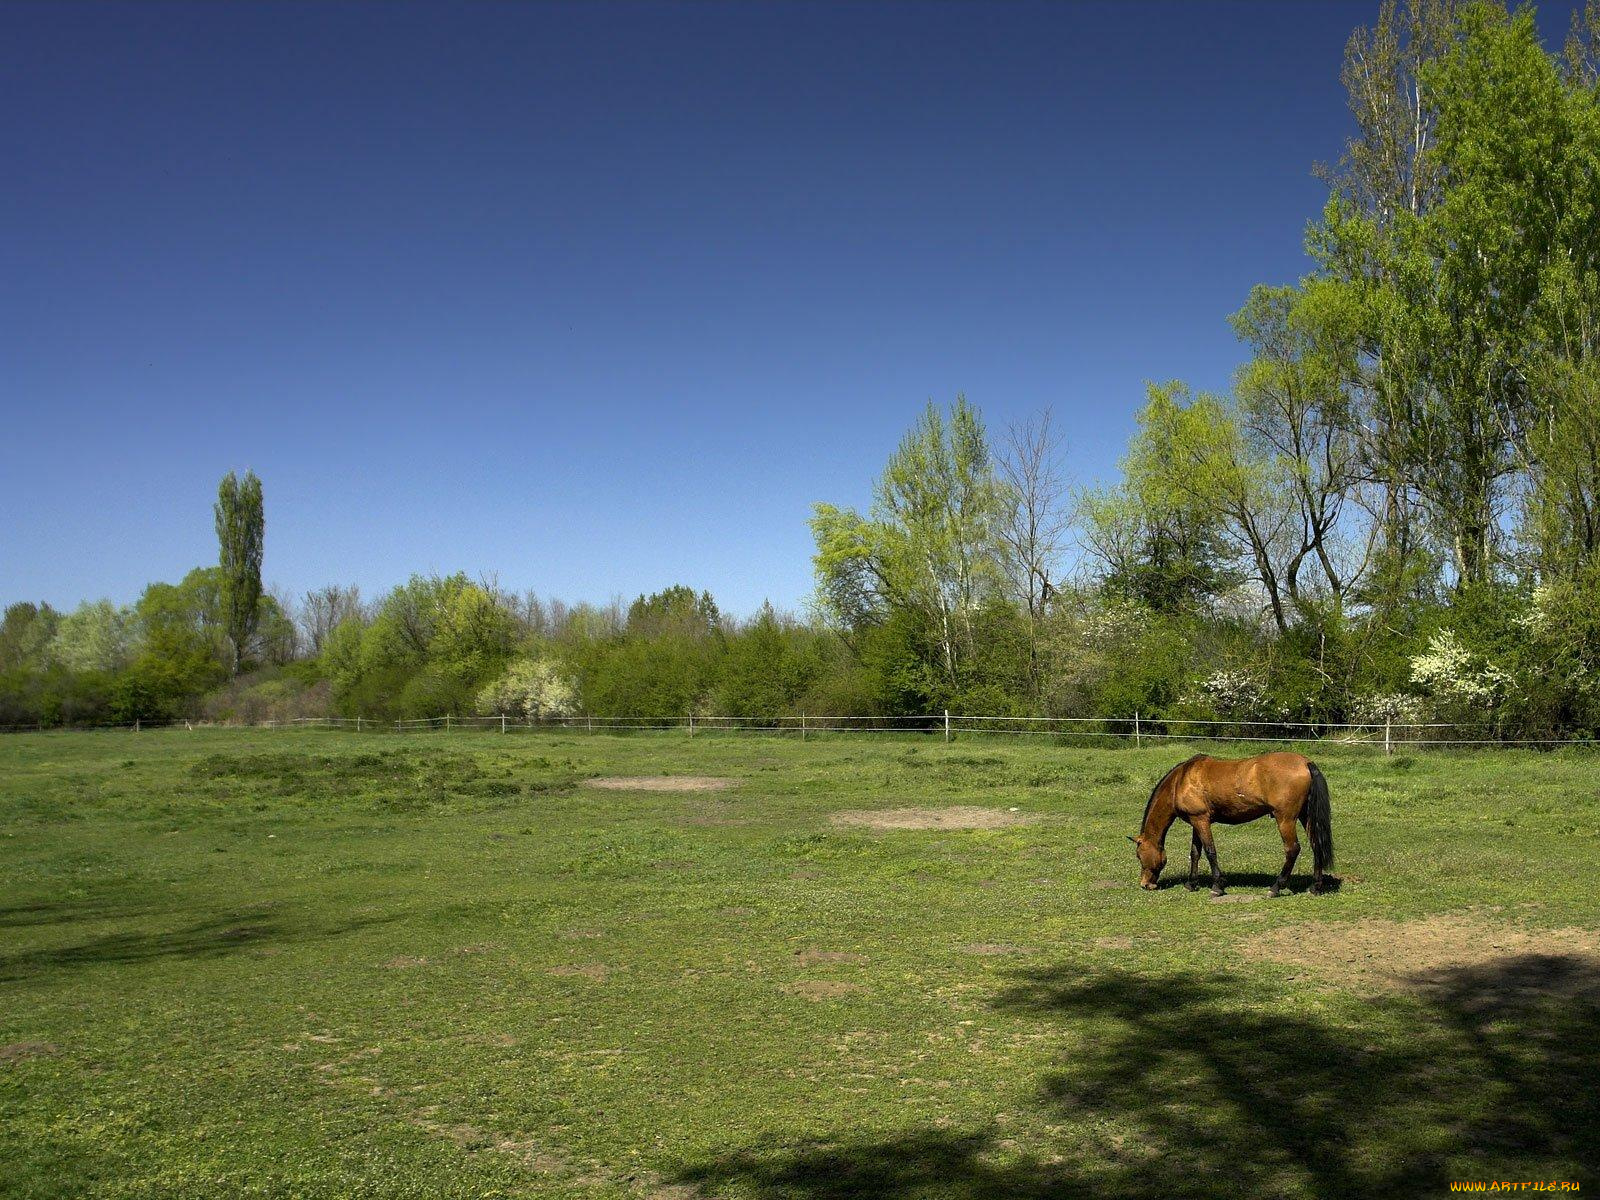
[50,600,135,674]
[714,604,828,720]
[0,602,60,671]
[1522,359,1600,576]
[1231,281,1371,605]
[318,574,521,718]
[214,470,264,673]
[1316,1,1600,588]
[1122,382,1295,629]
[251,591,299,667]
[572,634,722,718]
[627,586,721,639]
[427,582,519,693]
[812,396,1008,704]
[1081,386,1239,616]
[128,568,230,711]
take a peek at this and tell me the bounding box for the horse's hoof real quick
[1185,882,1198,892]
[1268,888,1281,898]
[1310,884,1325,896]
[1210,889,1226,898]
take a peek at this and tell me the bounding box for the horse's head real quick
[1130,834,1165,889]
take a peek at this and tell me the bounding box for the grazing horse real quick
[1129,752,1333,896]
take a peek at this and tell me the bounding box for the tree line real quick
[5,0,1600,737]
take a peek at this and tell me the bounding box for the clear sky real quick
[1,1,1582,617]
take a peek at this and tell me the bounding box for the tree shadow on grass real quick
[674,954,1598,1199]
[0,898,163,928]
[0,911,402,982]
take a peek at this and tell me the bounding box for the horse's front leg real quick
[1186,827,1201,892]
[1270,814,1299,897]
[1193,815,1224,896]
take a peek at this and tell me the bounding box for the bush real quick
[476,658,578,721]
[199,669,332,724]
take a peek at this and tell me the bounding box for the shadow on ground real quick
[1154,871,1343,894]
[675,954,1598,1199]
[0,910,401,982]
[0,898,164,928]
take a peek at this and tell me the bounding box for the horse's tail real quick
[1303,761,1334,872]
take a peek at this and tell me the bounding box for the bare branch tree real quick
[298,584,364,655]
[997,410,1073,693]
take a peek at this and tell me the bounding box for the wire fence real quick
[5,711,1599,751]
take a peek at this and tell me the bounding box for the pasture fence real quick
[5,711,1600,752]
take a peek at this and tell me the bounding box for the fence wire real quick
[6,711,1598,749]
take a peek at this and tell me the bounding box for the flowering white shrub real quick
[1408,630,1514,711]
[1078,599,1145,650]
[475,658,578,721]
[1516,586,1553,636]
[1351,692,1424,725]
[1196,669,1267,713]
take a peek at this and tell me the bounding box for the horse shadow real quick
[1155,871,1342,894]
[672,954,1598,1199]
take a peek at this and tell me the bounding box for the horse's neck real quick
[1141,786,1177,846]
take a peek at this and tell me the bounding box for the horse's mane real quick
[1140,754,1206,827]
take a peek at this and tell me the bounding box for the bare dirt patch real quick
[962,943,1036,956]
[829,806,1030,831]
[0,1041,58,1064]
[793,949,868,966]
[585,776,738,792]
[548,963,611,981]
[1241,914,1600,994]
[1093,937,1135,951]
[784,981,863,1000]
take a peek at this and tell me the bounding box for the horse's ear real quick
[1127,835,1138,843]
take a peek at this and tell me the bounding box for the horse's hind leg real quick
[1186,827,1202,892]
[1271,813,1299,897]
[1192,815,1224,896]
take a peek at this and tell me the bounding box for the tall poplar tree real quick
[214,470,264,675]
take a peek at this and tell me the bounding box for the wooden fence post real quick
[1134,711,1141,750]
[801,712,806,742]
[1385,715,1392,756]
[944,710,950,743]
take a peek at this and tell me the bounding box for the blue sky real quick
[1,1,1581,617]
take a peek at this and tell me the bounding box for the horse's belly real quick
[1208,796,1272,824]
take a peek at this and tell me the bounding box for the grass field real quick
[1,729,1596,1199]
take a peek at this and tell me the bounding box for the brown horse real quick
[1130,752,1333,896]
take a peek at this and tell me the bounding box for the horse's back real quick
[1190,750,1308,784]
[1187,751,1313,819]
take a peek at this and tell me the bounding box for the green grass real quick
[1,729,1596,1198]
